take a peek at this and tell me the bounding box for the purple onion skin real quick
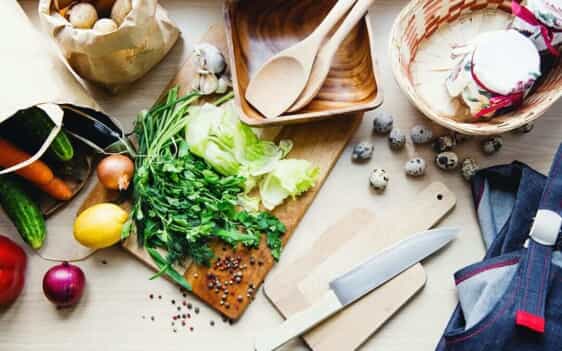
[42,262,86,307]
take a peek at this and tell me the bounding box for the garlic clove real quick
[216,75,231,94]
[193,72,219,95]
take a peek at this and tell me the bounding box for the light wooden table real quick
[2,1,562,350]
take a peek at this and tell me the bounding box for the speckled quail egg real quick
[514,123,534,134]
[405,157,427,177]
[352,141,374,162]
[432,135,456,153]
[388,128,406,151]
[435,151,459,171]
[410,125,433,144]
[369,168,389,191]
[372,111,394,135]
[481,136,503,155]
[461,158,479,182]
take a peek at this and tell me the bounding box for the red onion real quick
[42,262,85,307]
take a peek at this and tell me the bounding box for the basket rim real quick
[388,0,562,136]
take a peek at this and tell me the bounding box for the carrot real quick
[0,139,54,185]
[36,177,73,201]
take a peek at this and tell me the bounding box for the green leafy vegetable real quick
[260,159,320,210]
[126,88,287,290]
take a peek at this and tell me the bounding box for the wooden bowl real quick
[389,0,562,136]
[224,0,383,127]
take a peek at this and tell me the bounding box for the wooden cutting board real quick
[264,182,456,350]
[80,25,363,320]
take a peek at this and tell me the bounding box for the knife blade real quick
[255,227,459,351]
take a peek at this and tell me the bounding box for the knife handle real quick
[255,291,343,351]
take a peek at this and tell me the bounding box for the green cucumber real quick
[16,107,74,162]
[0,176,46,249]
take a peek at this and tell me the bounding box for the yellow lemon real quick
[74,203,128,249]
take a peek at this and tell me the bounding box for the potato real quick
[69,3,98,29]
[111,0,132,26]
[93,18,118,34]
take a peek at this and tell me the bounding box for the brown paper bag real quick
[0,1,127,214]
[39,0,180,91]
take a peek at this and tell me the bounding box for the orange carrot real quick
[36,177,73,201]
[0,139,54,185]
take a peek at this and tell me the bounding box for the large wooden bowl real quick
[224,0,383,127]
[389,0,562,136]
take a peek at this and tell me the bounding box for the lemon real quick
[74,203,128,249]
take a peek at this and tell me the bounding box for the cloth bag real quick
[38,0,180,91]
[436,144,562,350]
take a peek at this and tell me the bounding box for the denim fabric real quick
[436,145,562,351]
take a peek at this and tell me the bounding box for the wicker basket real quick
[389,0,562,135]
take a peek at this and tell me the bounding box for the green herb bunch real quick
[123,87,286,290]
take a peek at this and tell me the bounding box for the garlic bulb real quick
[69,3,99,29]
[111,0,132,26]
[192,44,226,74]
[93,18,118,34]
[192,72,219,95]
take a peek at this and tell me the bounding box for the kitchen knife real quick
[255,227,459,351]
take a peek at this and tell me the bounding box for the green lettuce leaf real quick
[259,159,320,210]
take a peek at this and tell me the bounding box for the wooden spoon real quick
[289,0,377,112]
[245,0,358,119]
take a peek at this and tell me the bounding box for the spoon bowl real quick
[244,0,358,119]
[246,54,309,119]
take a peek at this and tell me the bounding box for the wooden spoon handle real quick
[324,0,377,54]
[308,0,359,43]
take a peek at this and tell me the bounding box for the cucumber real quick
[16,107,74,162]
[0,176,46,249]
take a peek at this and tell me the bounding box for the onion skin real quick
[96,155,134,191]
[43,262,85,308]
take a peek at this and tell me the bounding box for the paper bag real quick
[39,0,180,91]
[0,1,125,215]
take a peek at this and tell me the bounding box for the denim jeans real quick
[436,144,562,350]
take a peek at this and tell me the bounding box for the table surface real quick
[3,1,562,350]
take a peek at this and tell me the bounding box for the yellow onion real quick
[96,154,134,191]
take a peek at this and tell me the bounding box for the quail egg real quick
[388,128,406,151]
[481,136,503,155]
[352,141,374,162]
[372,111,394,135]
[405,157,427,177]
[432,135,456,153]
[461,158,479,182]
[410,125,433,144]
[435,151,459,171]
[369,168,389,192]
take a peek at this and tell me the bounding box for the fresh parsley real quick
[124,87,286,290]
